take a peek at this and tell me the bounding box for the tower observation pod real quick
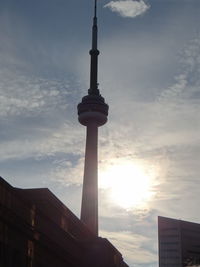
[77,0,109,236]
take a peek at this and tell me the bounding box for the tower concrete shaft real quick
[81,123,98,236]
[77,0,108,236]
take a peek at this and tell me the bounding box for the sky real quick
[0,0,200,266]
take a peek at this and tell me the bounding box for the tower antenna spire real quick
[88,0,99,95]
[94,0,97,18]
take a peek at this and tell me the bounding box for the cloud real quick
[104,0,150,18]
[1,2,200,266]
[100,230,157,265]
[0,69,71,118]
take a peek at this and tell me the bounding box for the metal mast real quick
[89,0,99,94]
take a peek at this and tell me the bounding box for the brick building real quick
[0,177,128,267]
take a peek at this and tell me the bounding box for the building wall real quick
[0,178,83,267]
[158,216,182,267]
[181,220,200,266]
[158,216,200,267]
[0,177,128,267]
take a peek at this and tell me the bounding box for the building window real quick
[61,216,68,232]
[161,228,178,231]
[30,205,36,227]
[160,235,179,238]
[161,242,179,245]
[27,240,34,267]
[113,254,121,266]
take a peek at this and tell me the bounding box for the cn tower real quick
[77,0,109,236]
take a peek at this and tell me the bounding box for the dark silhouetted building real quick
[0,177,128,267]
[158,216,200,267]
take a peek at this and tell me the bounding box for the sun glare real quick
[99,159,157,209]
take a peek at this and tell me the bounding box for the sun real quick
[99,159,157,209]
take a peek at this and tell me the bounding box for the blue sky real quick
[0,0,200,266]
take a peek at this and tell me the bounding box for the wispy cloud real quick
[0,68,71,118]
[100,230,157,265]
[104,0,150,18]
